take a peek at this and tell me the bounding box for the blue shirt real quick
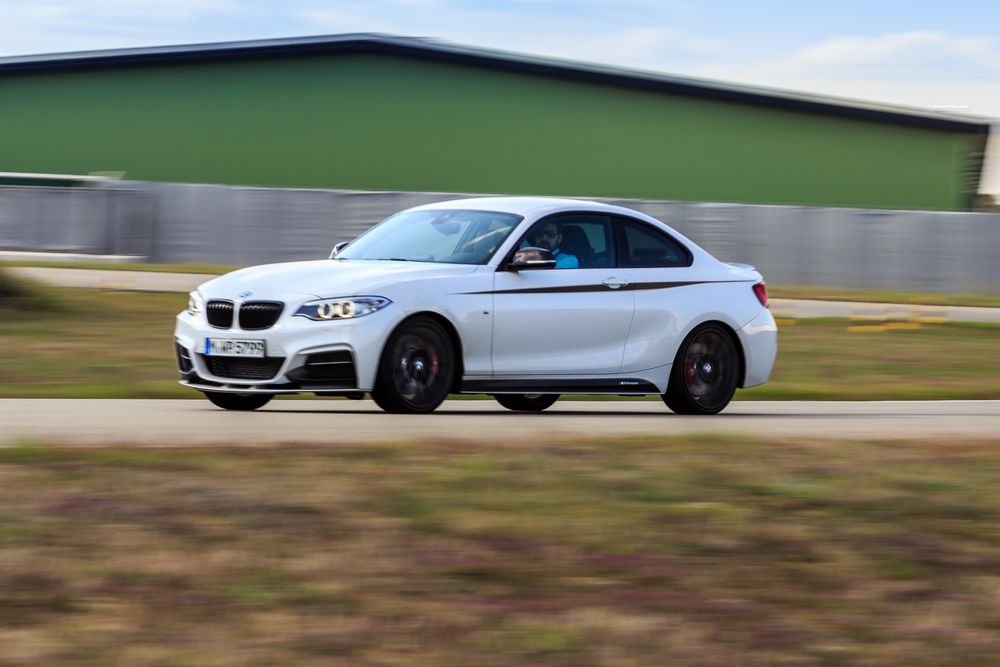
[553,248,579,269]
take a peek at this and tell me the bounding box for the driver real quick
[531,222,579,269]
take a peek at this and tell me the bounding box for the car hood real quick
[198,259,480,301]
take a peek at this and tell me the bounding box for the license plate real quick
[204,338,266,358]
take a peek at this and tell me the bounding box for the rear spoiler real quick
[725,262,757,271]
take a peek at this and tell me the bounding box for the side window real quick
[616,218,691,268]
[519,214,615,269]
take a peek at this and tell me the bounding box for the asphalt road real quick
[1,399,998,446]
[10,266,1000,322]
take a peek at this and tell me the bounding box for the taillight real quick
[752,282,769,308]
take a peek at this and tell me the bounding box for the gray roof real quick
[0,33,992,133]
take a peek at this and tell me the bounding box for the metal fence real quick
[0,185,152,257]
[2,181,999,294]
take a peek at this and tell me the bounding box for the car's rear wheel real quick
[494,394,560,412]
[371,316,455,414]
[203,391,273,411]
[663,323,739,415]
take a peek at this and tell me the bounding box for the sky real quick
[2,0,998,195]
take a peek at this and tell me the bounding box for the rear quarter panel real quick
[620,266,764,374]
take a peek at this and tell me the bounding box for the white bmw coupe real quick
[174,197,776,414]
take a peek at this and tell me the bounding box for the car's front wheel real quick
[371,316,455,414]
[203,392,273,411]
[662,323,739,415]
[494,394,559,412]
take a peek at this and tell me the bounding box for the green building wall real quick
[0,53,982,210]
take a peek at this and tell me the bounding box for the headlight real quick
[294,296,391,321]
[187,291,204,315]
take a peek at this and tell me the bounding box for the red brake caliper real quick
[428,348,439,382]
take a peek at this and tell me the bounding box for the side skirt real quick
[460,378,661,395]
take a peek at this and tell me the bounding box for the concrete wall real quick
[2,181,999,294]
[0,185,153,257]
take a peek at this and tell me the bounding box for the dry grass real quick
[6,261,1000,308]
[2,435,1000,666]
[740,318,1000,400]
[0,260,236,275]
[0,269,67,313]
[0,287,185,398]
[1,284,999,399]
[769,284,1000,309]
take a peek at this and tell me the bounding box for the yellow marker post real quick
[772,303,797,326]
[848,304,889,332]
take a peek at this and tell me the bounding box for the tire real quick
[203,391,274,411]
[662,323,739,415]
[371,316,456,414]
[494,394,559,412]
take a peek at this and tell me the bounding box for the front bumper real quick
[173,306,397,394]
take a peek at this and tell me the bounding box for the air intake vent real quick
[206,300,234,328]
[287,351,357,388]
[175,342,193,373]
[305,351,356,382]
[202,356,285,380]
[239,301,284,330]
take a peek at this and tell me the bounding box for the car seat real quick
[559,225,596,268]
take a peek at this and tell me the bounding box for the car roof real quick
[409,196,631,218]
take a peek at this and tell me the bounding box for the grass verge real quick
[2,287,1000,399]
[769,284,1000,309]
[4,261,1000,308]
[0,286,1000,400]
[0,260,237,275]
[0,268,68,313]
[739,315,1000,400]
[1,435,999,666]
[0,287,187,398]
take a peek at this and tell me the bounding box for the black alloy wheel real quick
[662,323,739,415]
[203,391,274,411]
[371,316,455,414]
[494,394,560,412]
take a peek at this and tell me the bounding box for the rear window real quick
[616,218,692,268]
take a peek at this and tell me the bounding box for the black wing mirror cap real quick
[506,247,557,271]
[330,241,350,258]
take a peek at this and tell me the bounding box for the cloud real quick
[538,27,723,65]
[753,31,1000,82]
[0,0,238,25]
[682,32,1000,117]
[794,32,998,68]
[0,1,245,55]
[296,8,370,31]
[87,0,240,21]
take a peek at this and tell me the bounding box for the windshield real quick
[336,209,523,264]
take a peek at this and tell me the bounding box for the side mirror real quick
[330,241,350,258]
[506,247,556,271]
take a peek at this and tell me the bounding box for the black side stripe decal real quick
[462,280,745,295]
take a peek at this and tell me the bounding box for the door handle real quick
[602,277,630,289]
